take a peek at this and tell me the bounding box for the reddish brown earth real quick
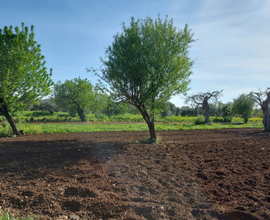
[0,128,269,220]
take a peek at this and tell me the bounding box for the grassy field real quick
[0,112,264,137]
[0,111,264,123]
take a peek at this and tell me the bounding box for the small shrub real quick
[223,117,232,122]
[57,113,70,118]
[194,116,205,125]
[32,111,50,117]
[40,117,47,122]
[212,117,224,123]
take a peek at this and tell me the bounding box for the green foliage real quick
[160,102,180,117]
[194,116,206,125]
[0,23,53,114]
[0,119,8,128]
[90,15,195,140]
[53,78,102,121]
[97,15,194,109]
[54,78,94,109]
[38,99,58,115]
[103,95,115,117]
[0,208,37,220]
[4,111,263,124]
[161,115,196,122]
[0,119,264,137]
[66,104,77,117]
[91,90,107,118]
[221,102,234,122]
[212,117,224,122]
[179,106,201,116]
[186,90,223,124]
[233,94,255,123]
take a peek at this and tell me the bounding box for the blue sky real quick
[1,0,270,107]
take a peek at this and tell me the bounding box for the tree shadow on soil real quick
[0,139,127,180]
[246,130,269,137]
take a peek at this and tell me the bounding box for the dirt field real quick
[0,128,269,220]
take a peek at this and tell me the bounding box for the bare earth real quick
[0,128,269,220]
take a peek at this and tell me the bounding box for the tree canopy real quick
[0,23,53,135]
[53,78,102,122]
[89,15,195,141]
[232,93,255,123]
[186,90,223,124]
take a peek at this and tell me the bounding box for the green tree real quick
[0,23,53,135]
[103,95,116,118]
[91,90,106,119]
[179,106,200,116]
[53,78,96,122]
[221,102,234,122]
[186,90,223,124]
[233,93,255,123]
[39,99,58,115]
[160,102,178,117]
[88,15,195,141]
[65,104,77,117]
[117,102,128,116]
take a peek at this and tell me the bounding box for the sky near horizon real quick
[1,0,270,107]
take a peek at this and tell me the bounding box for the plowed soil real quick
[0,128,269,220]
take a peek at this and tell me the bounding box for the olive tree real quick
[232,93,255,123]
[250,88,270,131]
[39,99,58,115]
[186,90,223,124]
[53,78,97,122]
[88,15,195,141]
[0,23,53,135]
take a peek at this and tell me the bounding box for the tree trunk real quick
[260,96,270,131]
[135,105,157,142]
[244,117,248,124]
[262,107,270,131]
[263,113,270,131]
[0,104,20,135]
[77,107,87,122]
[204,102,210,124]
[146,118,156,141]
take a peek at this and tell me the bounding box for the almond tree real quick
[232,93,255,123]
[88,15,195,141]
[250,88,270,131]
[53,78,97,122]
[186,90,223,124]
[0,23,53,135]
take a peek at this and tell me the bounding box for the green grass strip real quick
[15,122,264,134]
[0,122,264,137]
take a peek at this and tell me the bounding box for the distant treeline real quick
[26,99,263,118]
